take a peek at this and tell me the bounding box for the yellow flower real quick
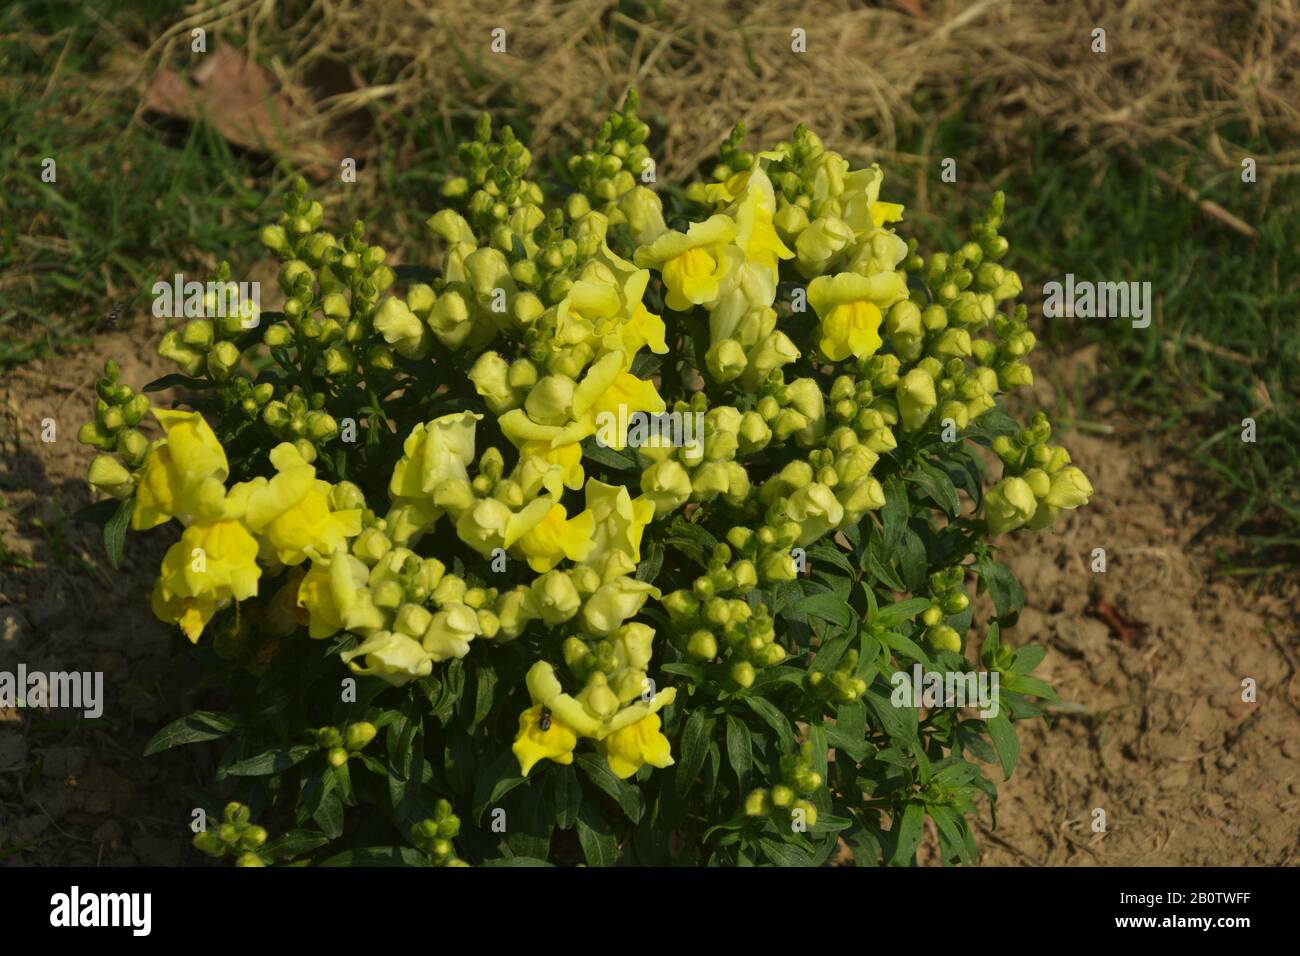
[339,630,434,686]
[132,409,230,530]
[153,518,262,642]
[840,164,904,233]
[600,713,674,779]
[581,575,660,636]
[508,502,595,573]
[518,439,584,498]
[807,271,909,362]
[572,351,666,450]
[523,661,603,737]
[297,549,373,638]
[387,412,483,540]
[239,443,362,566]
[635,215,737,311]
[786,482,846,547]
[582,479,655,576]
[421,602,483,661]
[512,704,579,776]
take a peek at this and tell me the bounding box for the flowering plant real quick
[79,94,1089,866]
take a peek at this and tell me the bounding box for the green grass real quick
[887,110,1300,576]
[0,0,291,368]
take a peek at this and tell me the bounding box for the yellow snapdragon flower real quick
[133,409,230,530]
[387,411,483,541]
[582,479,655,577]
[807,271,909,362]
[238,443,362,566]
[571,351,666,450]
[512,704,579,776]
[339,630,434,686]
[634,215,737,311]
[152,517,262,642]
[508,502,595,573]
[600,713,674,779]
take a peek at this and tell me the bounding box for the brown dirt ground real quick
[1,330,1297,866]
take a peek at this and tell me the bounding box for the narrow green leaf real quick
[143,710,236,756]
[103,494,133,570]
[986,712,1020,779]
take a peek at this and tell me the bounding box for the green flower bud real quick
[744,789,770,816]
[116,428,150,467]
[1044,466,1093,510]
[984,476,1038,535]
[897,368,938,432]
[731,661,756,688]
[345,721,377,752]
[687,630,718,660]
[206,340,241,381]
[927,625,961,653]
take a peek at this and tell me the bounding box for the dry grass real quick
[122,0,1300,187]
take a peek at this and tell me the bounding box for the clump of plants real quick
[79,93,1091,866]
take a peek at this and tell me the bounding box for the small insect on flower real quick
[539,706,552,732]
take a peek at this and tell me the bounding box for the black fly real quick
[99,303,125,330]
[539,706,552,732]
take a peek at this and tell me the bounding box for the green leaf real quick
[872,597,933,629]
[724,716,752,789]
[472,750,527,820]
[1011,644,1047,674]
[576,753,644,822]
[986,712,1020,779]
[665,517,718,568]
[976,555,1025,618]
[882,476,908,549]
[470,662,497,731]
[883,630,932,667]
[576,804,619,866]
[319,846,428,867]
[806,541,856,577]
[890,801,926,865]
[742,695,792,740]
[262,829,328,860]
[480,856,554,867]
[143,710,236,756]
[791,591,853,628]
[581,438,637,472]
[72,499,119,525]
[909,460,960,518]
[897,528,928,593]
[1001,673,1058,702]
[660,662,706,684]
[866,534,906,592]
[758,838,814,867]
[223,744,315,777]
[635,541,664,584]
[552,765,582,830]
[312,788,345,840]
[675,710,714,799]
[392,264,440,284]
[103,494,133,570]
[142,373,210,393]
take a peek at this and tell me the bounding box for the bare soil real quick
[1,333,1296,866]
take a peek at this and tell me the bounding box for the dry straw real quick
[147,0,1298,183]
